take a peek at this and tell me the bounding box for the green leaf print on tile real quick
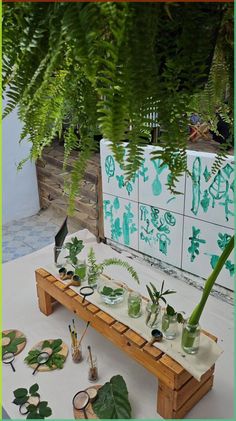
[188,226,206,262]
[209,170,228,208]
[156,233,170,255]
[116,175,125,189]
[103,200,112,219]
[151,159,168,196]
[203,165,211,182]
[200,189,210,213]
[111,218,122,241]
[139,161,149,182]
[122,203,137,246]
[225,260,234,276]
[113,197,120,210]
[191,157,201,216]
[164,212,176,226]
[222,163,234,178]
[219,193,234,221]
[105,155,115,182]
[217,233,232,250]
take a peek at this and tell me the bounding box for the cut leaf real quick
[14,388,28,398]
[92,375,131,419]
[29,383,39,395]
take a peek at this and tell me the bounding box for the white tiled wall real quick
[101,140,235,289]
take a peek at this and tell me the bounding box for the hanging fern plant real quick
[2,1,233,210]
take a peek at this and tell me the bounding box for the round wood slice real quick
[27,339,68,372]
[2,330,27,356]
[74,385,101,419]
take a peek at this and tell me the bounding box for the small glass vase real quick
[162,313,177,339]
[87,267,101,288]
[128,292,142,318]
[74,260,87,281]
[54,246,67,268]
[87,355,98,382]
[145,301,161,328]
[71,343,82,363]
[181,320,201,354]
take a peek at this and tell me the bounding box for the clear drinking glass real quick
[128,292,142,318]
[162,313,177,339]
[54,246,67,268]
[145,301,161,328]
[87,355,98,382]
[71,343,82,363]
[181,320,201,354]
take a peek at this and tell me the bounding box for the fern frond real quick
[102,258,140,284]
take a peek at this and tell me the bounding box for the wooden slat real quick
[124,330,147,348]
[96,311,116,326]
[112,322,129,334]
[46,275,57,283]
[36,268,51,278]
[74,295,89,307]
[86,304,100,314]
[202,329,217,343]
[174,376,214,419]
[54,280,67,290]
[65,289,77,298]
[143,344,163,360]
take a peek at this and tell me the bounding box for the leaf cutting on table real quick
[92,375,132,419]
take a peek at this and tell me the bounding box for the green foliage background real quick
[2,2,233,210]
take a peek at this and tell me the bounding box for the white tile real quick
[185,151,234,228]
[138,146,185,214]
[103,194,138,249]
[138,203,183,267]
[182,217,234,290]
[100,139,138,202]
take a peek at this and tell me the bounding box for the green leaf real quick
[38,402,48,410]
[42,340,51,349]
[27,412,43,419]
[14,388,28,398]
[92,375,132,419]
[39,406,52,418]
[29,384,39,394]
[166,305,175,316]
[50,339,62,350]
[13,396,29,406]
[101,286,114,296]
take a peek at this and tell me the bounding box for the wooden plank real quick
[143,344,163,360]
[174,376,214,419]
[46,275,57,283]
[65,289,78,298]
[173,368,214,410]
[112,322,129,334]
[36,268,51,278]
[74,295,89,307]
[54,280,67,290]
[87,304,100,314]
[96,311,116,326]
[124,330,147,348]
[36,285,53,316]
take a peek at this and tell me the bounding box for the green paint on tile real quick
[191,157,201,216]
[188,226,206,262]
[116,175,125,189]
[200,189,210,213]
[166,197,176,204]
[209,170,228,208]
[105,155,115,182]
[113,197,120,210]
[164,212,176,226]
[151,159,168,196]
[225,260,234,276]
[203,165,211,182]
[156,233,170,255]
[217,233,232,250]
[222,163,234,178]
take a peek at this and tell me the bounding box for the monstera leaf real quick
[92,375,132,419]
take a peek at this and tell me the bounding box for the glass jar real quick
[71,343,82,363]
[54,246,67,268]
[87,266,101,288]
[145,301,161,328]
[87,355,98,382]
[162,313,177,339]
[74,259,87,281]
[128,292,142,318]
[181,320,201,354]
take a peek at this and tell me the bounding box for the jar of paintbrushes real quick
[69,320,82,363]
[87,346,98,382]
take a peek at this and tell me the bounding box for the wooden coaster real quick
[27,339,68,372]
[74,385,101,419]
[2,330,27,356]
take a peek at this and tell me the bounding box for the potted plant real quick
[64,237,86,280]
[145,281,176,328]
[87,247,139,287]
[162,304,184,340]
[182,235,234,354]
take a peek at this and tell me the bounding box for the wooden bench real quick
[35,268,217,419]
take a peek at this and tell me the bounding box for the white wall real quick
[2,104,40,225]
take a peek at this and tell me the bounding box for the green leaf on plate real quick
[29,383,39,394]
[13,388,28,398]
[92,375,132,419]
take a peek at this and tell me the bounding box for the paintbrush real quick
[78,321,90,346]
[88,345,94,369]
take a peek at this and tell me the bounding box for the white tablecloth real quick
[3,229,234,419]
